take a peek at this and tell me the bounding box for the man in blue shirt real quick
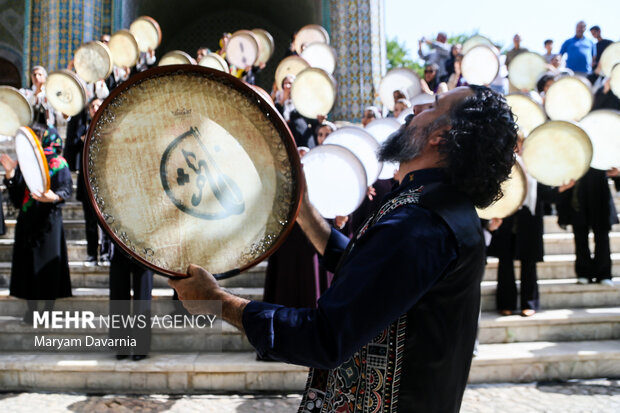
[170,86,518,412]
[560,21,595,75]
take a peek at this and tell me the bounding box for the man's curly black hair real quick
[438,85,518,208]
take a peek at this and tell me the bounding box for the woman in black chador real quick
[1,124,73,322]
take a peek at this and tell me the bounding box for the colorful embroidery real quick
[298,185,424,413]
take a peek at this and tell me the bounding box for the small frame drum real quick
[599,42,620,77]
[251,28,275,66]
[544,76,593,122]
[158,50,196,66]
[522,121,592,186]
[294,24,330,55]
[198,52,229,73]
[324,126,382,185]
[301,42,337,74]
[462,35,497,55]
[508,52,548,91]
[290,67,336,119]
[505,93,547,137]
[129,16,162,52]
[578,109,620,171]
[84,65,302,278]
[379,68,422,111]
[0,86,33,136]
[45,70,87,117]
[477,160,527,220]
[610,63,620,98]
[14,126,50,195]
[74,41,113,83]
[461,45,499,86]
[274,56,310,91]
[108,29,140,67]
[364,118,400,179]
[225,30,260,69]
[301,144,367,219]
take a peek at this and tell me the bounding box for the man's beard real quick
[377,125,426,163]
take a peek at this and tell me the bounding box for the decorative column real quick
[329,0,386,122]
[25,0,112,76]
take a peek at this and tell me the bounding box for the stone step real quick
[0,340,618,391]
[1,277,618,314]
[0,239,88,261]
[1,219,87,241]
[0,287,263,317]
[482,253,620,281]
[0,262,267,289]
[480,277,620,311]
[469,340,620,383]
[2,202,84,223]
[541,232,620,255]
[0,316,253,353]
[478,307,620,344]
[0,351,309,393]
[0,307,617,353]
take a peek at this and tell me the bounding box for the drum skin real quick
[461,45,499,86]
[84,65,302,278]
[294,24,330,55]
[290,67,336,119]
[505,93,547,137]
[0,86,33,136]
[477,161,527,220]
[274,56,309,91]
[158,50,195,66]
[610,63,620,99]
[301,144,367,219]
[462,34,497,55]
[74,41,113,83]
[109,29,140,67]
[301,42,337,74]
[522,121,592,186]
[544,76,593,122]
[579,109,620,170]
[365,118,401,180]
[599,42,620,77]
[130,16,162,52]
[379,68,422,111]
[225,30,260,68]
[251,28,275,65]
[324,126,383,185]
[508,52,548,91]
[14,126,50,195]
[45,70,87,117]
[198,52,229,72]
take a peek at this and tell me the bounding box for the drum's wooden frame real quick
[16,126,50,194]
[130,16,162,51]
[84,65,303,279]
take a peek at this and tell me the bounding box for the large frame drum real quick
[84,66,302,278]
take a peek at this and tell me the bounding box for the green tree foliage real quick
[386,37,424,77]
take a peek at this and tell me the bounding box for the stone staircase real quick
[0,180,618,393]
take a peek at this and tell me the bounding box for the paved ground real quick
[0,379,618,412]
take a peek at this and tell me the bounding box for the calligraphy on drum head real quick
[160,126,246,220]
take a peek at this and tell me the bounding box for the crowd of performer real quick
[0,21,619,374]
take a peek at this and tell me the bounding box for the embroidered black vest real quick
[298,179,484,413]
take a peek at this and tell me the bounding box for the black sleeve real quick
[3,168,26,209]
[51,165,73,202]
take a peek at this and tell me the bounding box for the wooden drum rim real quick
[84,65,303,278]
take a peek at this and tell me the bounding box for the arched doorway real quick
[0,56,21,88]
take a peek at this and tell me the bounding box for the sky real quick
[384,0,620,60]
